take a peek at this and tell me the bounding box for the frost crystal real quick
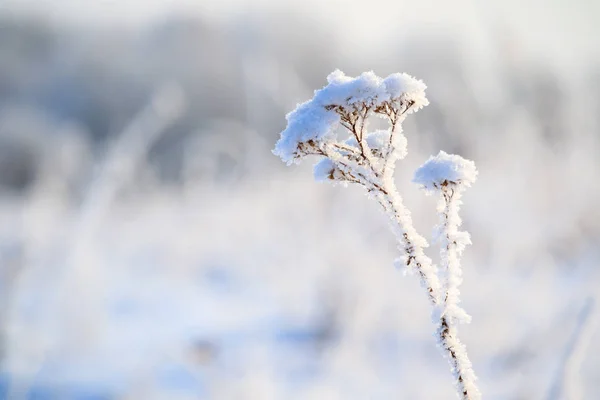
[413,151,478,193]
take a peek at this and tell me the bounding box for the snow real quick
[383,73,429,112]
[413,151,478,194]
[272,70,427,165]
[315,70,388,107]
[313,158,337,182]
[272,101,340,164]
[344,129,407,159]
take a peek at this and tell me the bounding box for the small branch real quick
[320,144,386,194]
[335,107,380,174]
[375,181,480,400]
[358,105,371,140]
[381,101,414,179]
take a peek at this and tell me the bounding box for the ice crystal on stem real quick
[273,70,480,400]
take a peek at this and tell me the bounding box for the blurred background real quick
[0,0,599,399]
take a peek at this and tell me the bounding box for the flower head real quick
[272,70,428,165]
[413,151,477,193]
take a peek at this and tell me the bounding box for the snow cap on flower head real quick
[413,151,477,193]
[273,70,428,164]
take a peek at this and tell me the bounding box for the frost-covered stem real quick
[374,182,441,303]
[382,100,414,180]
[438,185,471,323]
[436,315,480,400]
[342,105,378,172]
[318,143,389,196]
[382,121,401,182]
[375,181,480,400]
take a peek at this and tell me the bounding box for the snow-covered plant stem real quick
[436,187,477,398]
[412,151,479,398]
[377,166,480,400]
[273,70,480,399]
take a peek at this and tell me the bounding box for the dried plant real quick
[273,70,481,399]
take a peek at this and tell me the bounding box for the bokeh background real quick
[0,0,599,399]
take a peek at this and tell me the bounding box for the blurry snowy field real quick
[0,1,599,399]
